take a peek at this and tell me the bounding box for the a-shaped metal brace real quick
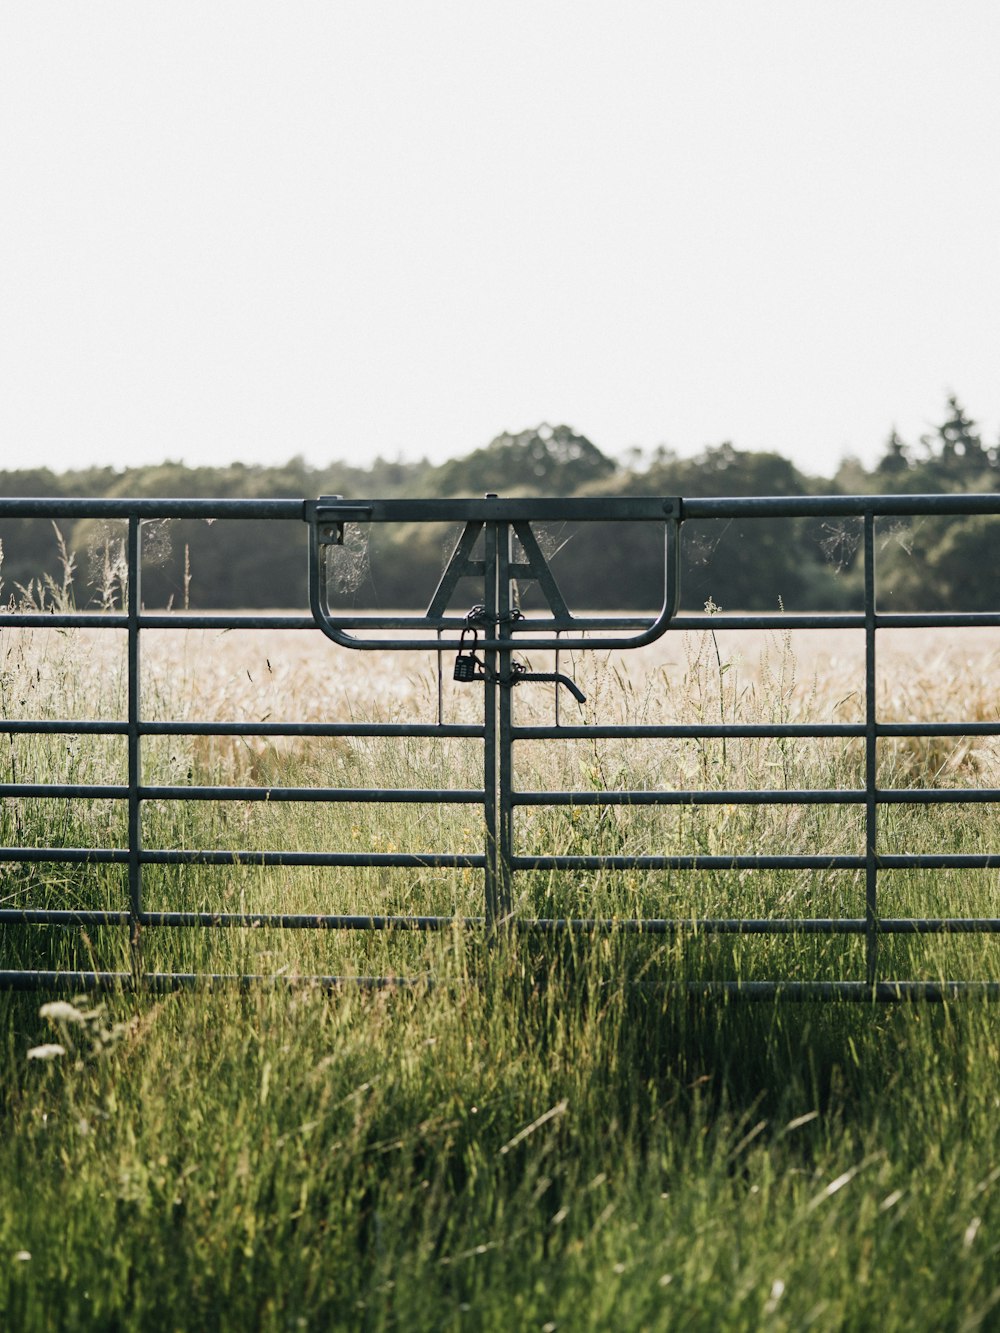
[304,495,682,653]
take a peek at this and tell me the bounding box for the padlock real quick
[453,654,479,682]
[453,627,480,682]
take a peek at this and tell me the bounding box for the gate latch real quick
[452,618,587,704]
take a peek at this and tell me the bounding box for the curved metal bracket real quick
[306,497,682,653]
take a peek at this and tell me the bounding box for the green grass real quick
[4,963,1000,1329]
[3,621,1000,1328]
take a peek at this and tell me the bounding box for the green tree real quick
[875,430,912,480]
[925,396,991,472]
[609,441,852,611]
[428,424,615,496]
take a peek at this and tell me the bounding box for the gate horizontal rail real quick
[2,492,1000,998]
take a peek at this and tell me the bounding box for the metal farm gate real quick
[2,492,1000,998]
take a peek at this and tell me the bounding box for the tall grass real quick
[2,588,1000,1327]
[4,953,1000,1329]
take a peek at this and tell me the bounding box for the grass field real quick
[2,613,1000,1329]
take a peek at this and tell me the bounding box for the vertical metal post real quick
[497,519,514,924]
[554,632,561,728]
[482,512,499,924]
[863,511,878,987]
[436,628,443,727]
[127,515,143,980]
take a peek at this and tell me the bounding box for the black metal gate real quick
[3,492,1000,998]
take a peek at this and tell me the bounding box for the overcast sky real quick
[2,2,998,480]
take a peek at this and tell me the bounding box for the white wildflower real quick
[27,1043,66,1061]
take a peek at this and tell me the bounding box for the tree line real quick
[0,402,996,613]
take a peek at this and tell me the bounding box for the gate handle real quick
[510,670,587,704]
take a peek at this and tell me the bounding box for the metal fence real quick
[2,492,1000,998]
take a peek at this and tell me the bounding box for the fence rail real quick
[2,492,1000,998]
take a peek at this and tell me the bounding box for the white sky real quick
[1,2,998,481]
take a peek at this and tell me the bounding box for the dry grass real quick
[7,614,1000,726]
[5,617,1000,1329]
[4,614,1000,977]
